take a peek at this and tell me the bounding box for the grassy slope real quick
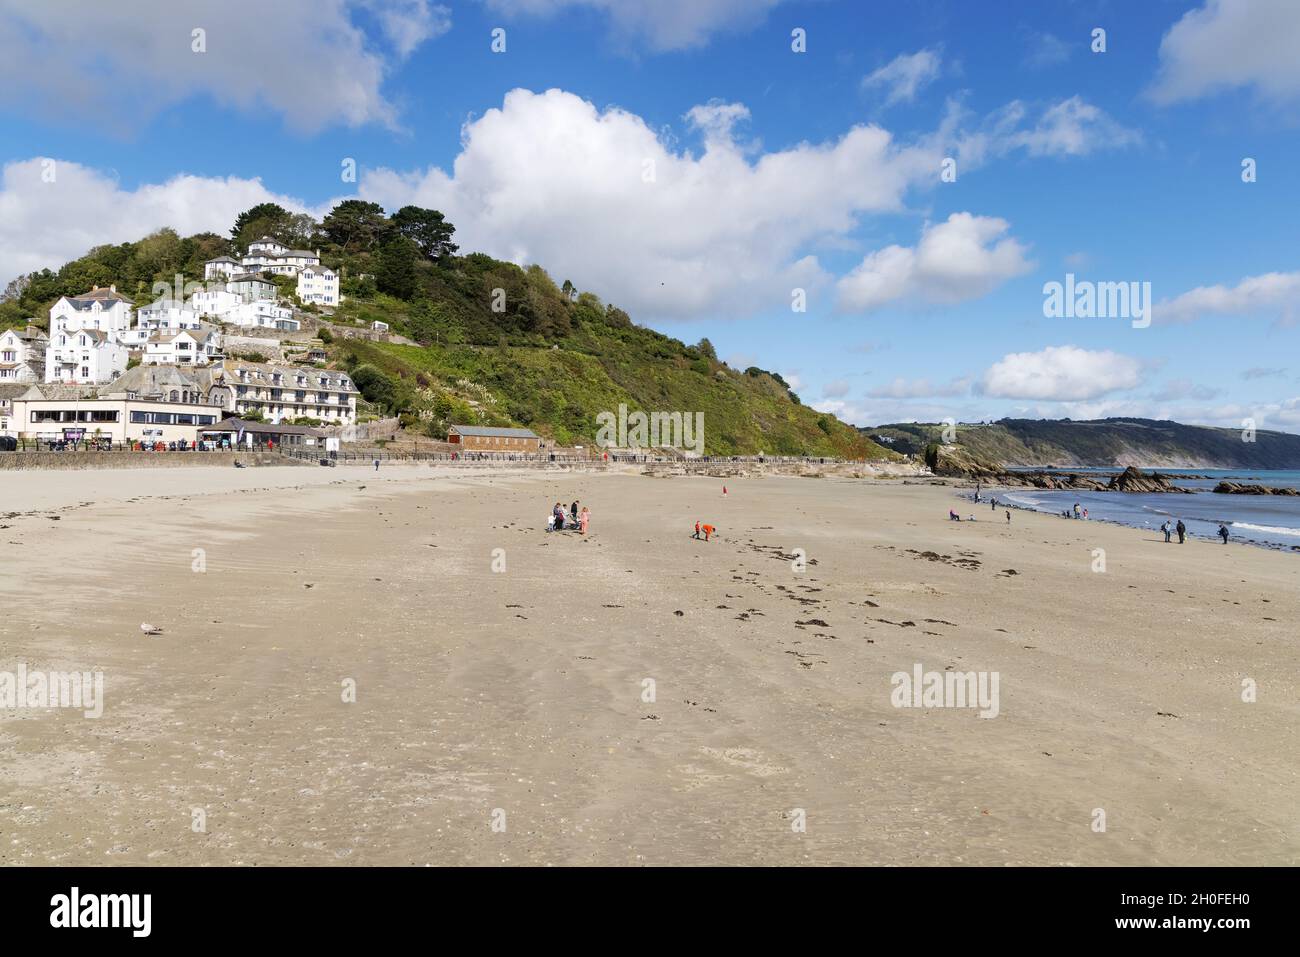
[339,336,887,457]
[868,419,1300,469]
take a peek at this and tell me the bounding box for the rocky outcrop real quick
[1106,466,1188,493]
[931,452,1194,493]
[1213,481,1299,495]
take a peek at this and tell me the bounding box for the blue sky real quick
[2,0,1298,430]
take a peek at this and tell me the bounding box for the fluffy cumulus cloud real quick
[359,87,946,319]
[1149,0,1300,104]
[0,159,310,283]
[1159,271,1300,324]
[862,48,943,106]
[979,346,1144,401]
[1,87,1133,322]
[483,0,785,51]
[836,213,1033,313]
[0,0,450,132]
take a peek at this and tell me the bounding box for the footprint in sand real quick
[700,746,788,778]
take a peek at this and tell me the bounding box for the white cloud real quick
[1149,0,1300,104]
[979,346,1144,401]
[1,87,1132,326]
[0,158,311,283]
[862,49,942,106]
[821,379,850,399]
[483,0,785,51]
[1000,96,1142,157]
[0,0,449,132]
[1159,271,1300,324]
[360,88,947,319]
[836,213,1032,313]
[358,0,453,58]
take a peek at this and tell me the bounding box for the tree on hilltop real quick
[390,206,458,262]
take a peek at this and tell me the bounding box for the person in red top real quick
[701,524,716,541]
[692,521,701,539]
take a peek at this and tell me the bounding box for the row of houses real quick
[0,359,359,445]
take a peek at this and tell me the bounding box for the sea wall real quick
[0,451,306,471]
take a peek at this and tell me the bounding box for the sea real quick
[978,469,1300,552]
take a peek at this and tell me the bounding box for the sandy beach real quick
[1,465,1296,866]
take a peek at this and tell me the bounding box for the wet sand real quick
[1,467,1296,865]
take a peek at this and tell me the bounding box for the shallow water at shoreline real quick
[978,469,1300,551]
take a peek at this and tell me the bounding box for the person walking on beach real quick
[570,501,579,524]
[373,458,380,471]
[1176,519,1186,544]
[1218,523,1229,545]
[693,521,701,540]
[1161,520,1171,543]
[580,506,590,536]
[1005,510,1011,524]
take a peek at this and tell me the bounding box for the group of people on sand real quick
[1060,502,1089,520]
[1159,518,1230,544]
[951,508,1011,524]
[548,500,590,535]
[692,521,717,541]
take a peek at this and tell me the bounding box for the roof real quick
[104,364,206,397]
[450,425,541,439]
[0,383,34,402]
[1,326,48,342]
[228,272,274,283]
[201,417,323,437]
[66,287,134,306]
[207,256,239,264]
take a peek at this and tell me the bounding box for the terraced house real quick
[205,359,357,425]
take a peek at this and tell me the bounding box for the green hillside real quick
[866,418,1300,469]
[0,203,890,458]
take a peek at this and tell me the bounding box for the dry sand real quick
[1,465,1296,865]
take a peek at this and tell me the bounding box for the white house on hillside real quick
[144,327,222,367]
[189,288,243,319]
[240,237,321,276]
[203,256,240,281]
[45,329,128,384]
[0,326,48,383]
[46,286,134,383]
